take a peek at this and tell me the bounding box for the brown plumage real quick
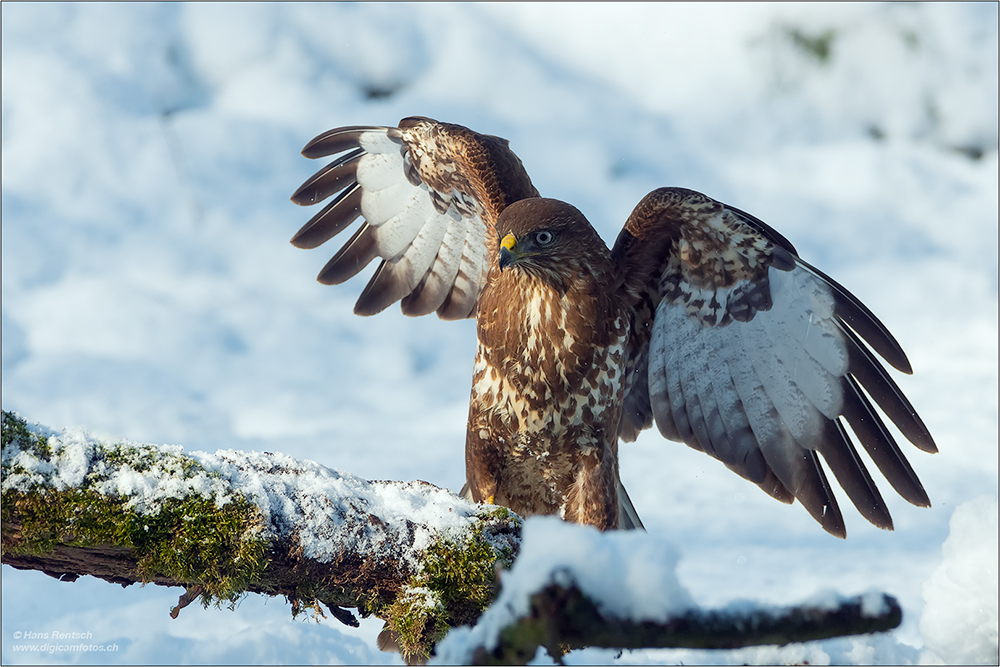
[469,199,627,529]
[291,116,936,536]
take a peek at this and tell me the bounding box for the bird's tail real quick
[617,480,645,531]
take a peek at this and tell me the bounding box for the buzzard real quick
[290,117,936,536]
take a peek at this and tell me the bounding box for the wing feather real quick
[401,212,470,316]
[740,303,825,448]
[291,183,363,250]
[367,187,435,260]
[361,183,424,240]
[357,127,407,156]
[616,186,934,536]
[702,328,765,483]
[675,326,712,454]
[814,419,893,529]
[291,117,538,317]
[619,344,653,442]
[723,321,801,490]
[394,208,452,281]
[355,199,453,316]
[725,317,846,534]
[841,324,937,453]
[754,268,844,421]
[356,151,409,192]
[799,260,913,374]
[300,125,390,158]
[437,216,490,319]
[290,149,364,206]
[317,223,379,286]
[688,330,737,464]
[767,266,848,378]
[354,261,407,316]
[657,307,699,447]
[793,451,848,538]
[841,376,931,507]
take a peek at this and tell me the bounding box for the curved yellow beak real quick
[498,233,519,271]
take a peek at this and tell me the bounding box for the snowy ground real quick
[2,3,997,665]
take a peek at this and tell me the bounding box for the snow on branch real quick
[460,584,901,664]
[2,411,901,664]
[435,516,902,664]
[1,410,520,661]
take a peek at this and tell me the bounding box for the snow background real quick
[1,3,996,664]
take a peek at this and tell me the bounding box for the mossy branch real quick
[1,410,520,663]
[3,411,901,663]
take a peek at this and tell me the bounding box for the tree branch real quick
[1,410,519,662]
[473,583,902,664]
[2,411,902,664]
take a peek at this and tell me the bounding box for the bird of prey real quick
[290,116,936,536]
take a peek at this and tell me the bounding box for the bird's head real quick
[495,199,610,289]
[497,228,557,270]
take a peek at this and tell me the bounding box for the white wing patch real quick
[356,151,403,192]
[359,180,414,225]
[412,212,473,312]
[768,266,847,377]
[343,129,493,316]
[388,201,451,289]
[368,187,436,260]
[648,262,849,488]
[739,314,826,447]
[358,130,402,156]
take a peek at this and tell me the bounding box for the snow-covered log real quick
[2,411,903,664]
[1,410,520,662]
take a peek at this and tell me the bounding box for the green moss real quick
[1,410,269,608]
[476,505,517,524]
[384,585,449,661]
[1,411,52,462]
[383,507,521,662]
[3,409,529,646]
[423,524,504,624]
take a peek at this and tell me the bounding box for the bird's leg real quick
[563,449,619,530]
[465,421,501,506]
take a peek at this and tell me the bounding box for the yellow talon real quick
[485,494,495,505]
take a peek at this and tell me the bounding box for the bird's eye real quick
[535,231,555,246]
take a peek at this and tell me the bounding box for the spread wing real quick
[290,117,538,319]
[614,187,936,538]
